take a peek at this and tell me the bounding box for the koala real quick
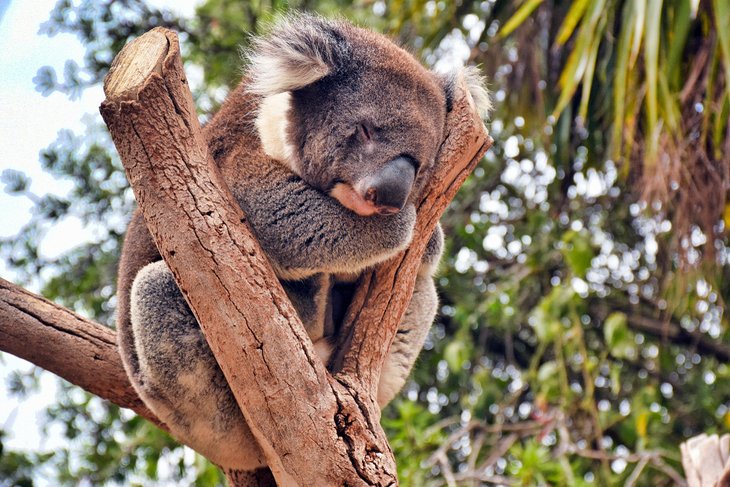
[116,14,490,472]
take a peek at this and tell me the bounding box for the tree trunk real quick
[1,27,490,486]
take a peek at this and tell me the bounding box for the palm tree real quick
[389,0,729,267]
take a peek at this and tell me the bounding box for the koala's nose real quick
[363,157,416,214]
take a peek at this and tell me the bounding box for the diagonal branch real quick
[101,28,351,485]
[2,26,489,486]
[335,103,490,396]
[0,278,276,486]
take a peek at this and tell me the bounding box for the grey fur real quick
[378,269,439,405]
[245,13,351,96]
[130,261,265,470]
[439,67,491,120]
[129,246,441,470]
[230,163,416,280]
[462,66,492,119]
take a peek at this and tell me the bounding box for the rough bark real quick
[1,26,489,486]
[0,276,280,487]
[0,278,160,427]
[334,92,489,394]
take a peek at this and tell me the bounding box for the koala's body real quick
[117,14,489,471]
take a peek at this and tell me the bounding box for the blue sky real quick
[0,0,102,460]
[0,0,198,473]
[0,0,97,260]
[0,0,197,267]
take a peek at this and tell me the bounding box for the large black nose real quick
[364,157,416,214]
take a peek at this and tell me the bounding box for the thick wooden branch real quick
[0,278,160,426]
[97,27,489,486]
[0,278,289,486]
[100,28,373,486]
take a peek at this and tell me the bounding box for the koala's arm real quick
[231,163,417,280]
[202,83,417,279]
[377,223,443,406]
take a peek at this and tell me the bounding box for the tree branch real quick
[626,314,730,362]
[0,278,160,426]
[1,26,489,486]
[0,277,278,486]
[595,298,730,362]
[335,105,489,394]
[101,28,348,485]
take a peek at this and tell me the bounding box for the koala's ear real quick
[245,14,348,96]
[437,66,492,120]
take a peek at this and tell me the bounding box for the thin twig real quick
[437,451,457,487]
[650,457,688,487]
[477,433,519,472]
[625,456,650,487]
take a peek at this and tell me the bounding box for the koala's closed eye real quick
[354,123,376,144]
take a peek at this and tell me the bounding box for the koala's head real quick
[247,14,490,217]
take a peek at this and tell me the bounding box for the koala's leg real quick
[377,273,438,406]
[129,260,265,471]
[377,224,443,406]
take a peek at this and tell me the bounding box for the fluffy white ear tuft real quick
[244,14,347,96]
[460,66,492,120]
[437,65,492,120]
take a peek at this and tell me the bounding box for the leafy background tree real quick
[1,0,728,485]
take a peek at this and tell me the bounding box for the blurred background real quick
[1,0,728,485]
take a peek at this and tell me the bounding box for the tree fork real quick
[1,27,489,486]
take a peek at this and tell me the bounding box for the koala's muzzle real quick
[331,157,416,217]
[363,157,416,215]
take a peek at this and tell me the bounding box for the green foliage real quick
[507,439,563,485]
[0,431,53,487]
[603,312,636,359]
[383,400,448,485]
[2,0,729,485]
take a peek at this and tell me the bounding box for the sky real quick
[0,0,199,475]
[0,1,94,253]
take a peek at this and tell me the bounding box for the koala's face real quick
[249,15,489,216]
[288,59,446,217]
